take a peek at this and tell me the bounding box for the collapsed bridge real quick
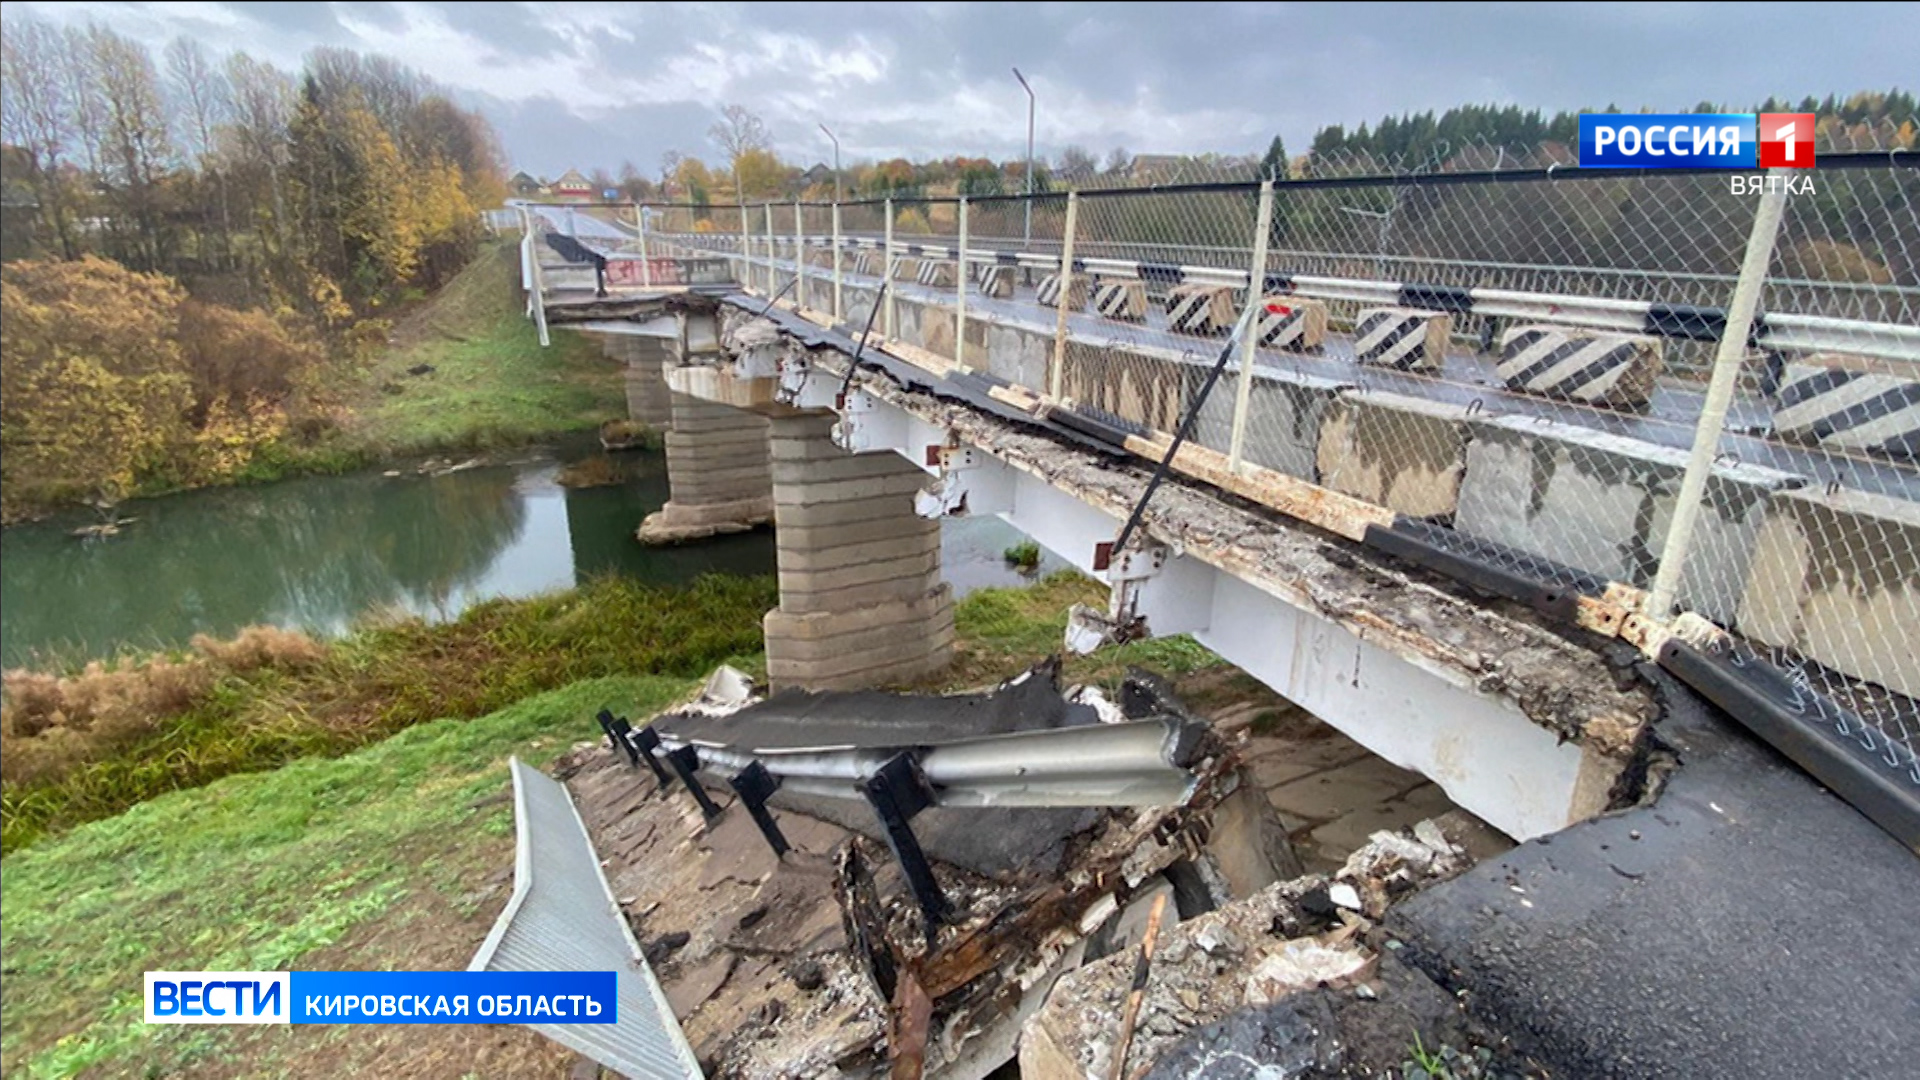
[487,152,1920,1077]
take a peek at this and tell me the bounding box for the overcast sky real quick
[8,1,1915,177]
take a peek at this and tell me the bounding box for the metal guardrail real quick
[470,757,702,1079]
[658,715,1206,809]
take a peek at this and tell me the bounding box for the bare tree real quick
[1055,144,1096,179]
[659,149,684,195]
[163,37,227,165]
[305,47,424,137]
[1,17,76,256]
[59,25,105,177]
[707,103,769,172]
[88,25,172,268]
[225,52,295,243]
[165,36,232,265]
[1104,146,1131,174]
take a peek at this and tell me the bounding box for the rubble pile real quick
[1020,823,1483,1079]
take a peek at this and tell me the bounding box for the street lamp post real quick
[1012,67,1035,251]
[818,123,841,204]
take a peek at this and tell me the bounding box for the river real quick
[0,444,1063,668]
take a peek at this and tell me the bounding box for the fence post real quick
[1228,180,1276,474]
[738,204,751,292]
[635,203,651,288]
[831,202,844,321]
[763,203,777,297]
[1049,191,1079,400]
[527,212,550,348]
[518,206,535,310]
[793,201,805,311]
[884,197,897,339]
[1646,176,1790,619]
[955,196,969,368]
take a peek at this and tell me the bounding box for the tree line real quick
[0,16,505,318]
[0,17,510,519]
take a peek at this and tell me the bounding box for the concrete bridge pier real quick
[608,335,673,431]
[638,312,774,545]
[763,411,955,691]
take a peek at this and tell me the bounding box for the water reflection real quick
[1,446,1064,667]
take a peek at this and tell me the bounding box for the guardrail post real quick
[884,197,897,339]
[1049,191,1079,400]
[518,206,535,309]
[635,202,652,288]
[955,196,969,368]
[831,202,844,321]
[1646,173,1790,619]
[1228,179,1275,474]
[756,199,771,294]
[793,200,805,310]
[738,204,751,292]
[529,228,550,348]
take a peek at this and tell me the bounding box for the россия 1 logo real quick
[1579,113,1816,170]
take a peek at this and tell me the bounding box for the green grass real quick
[341,243,620,459]
[938,570,1226,691]
[0,675,695,1079]
[0,570,1259,1077]
[1001,539,1042,572]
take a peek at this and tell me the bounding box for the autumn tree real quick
[732,146,785,200]
[0,257,193,506]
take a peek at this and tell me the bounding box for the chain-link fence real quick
[552,154,1917,771]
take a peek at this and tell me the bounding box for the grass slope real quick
[341,242,620,458]
[0,573,1261,1078]
[0,675,695,1080]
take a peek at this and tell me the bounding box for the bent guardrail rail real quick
[470,757,702,1079]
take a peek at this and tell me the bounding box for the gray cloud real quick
[8,1,1915,177]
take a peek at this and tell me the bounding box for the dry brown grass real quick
[0,628,324,787]
[1,575,776,854]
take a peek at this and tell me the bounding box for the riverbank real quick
[336,241,622,460]
[0,242,623,525]
[0,571,1207,856]
[0,573,1248,1078]
[0,575,777,854]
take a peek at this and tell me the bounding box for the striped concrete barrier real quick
[979,264,1016,299]
[916,261,956,288]
[1771,357,1920,459]
[1496,325,1664,409]
[1092,279,1149,322]
[1355,307,1451,371]
[892,257,921,282]
[1255,296,1330,352]
[1038,272,1089,310]
[1166,283,1235,336]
